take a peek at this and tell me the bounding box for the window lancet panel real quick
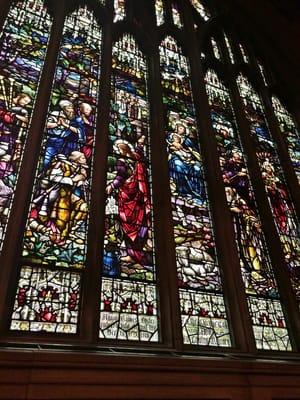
[205,69,291,351]
[99,34,159,343]
[172,3,183,29]
[10,6,102,334]
[155,0,165,26]
[258,62,268,87]
[114,0,126,22]
[237,75,300,305]
[0,0,296,355]
[224,34,234,64]
[189,0,211,21]
[160,36,231,347]
[272,96,300,184]
[0,0,52,252]
[239,44,249,63]
[211,38,221,60]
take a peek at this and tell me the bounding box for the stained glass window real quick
[211,38,221,60]
[237,75,300,304]
[205,69,291,351]
[160,37,231,347]
[10,6,102,333]
[172,3,183,29]
[239,44,249,63]
[155,0,165,26]
[190,0,211,21]
[224,34,234,64]
[114,0,126,23]
[272,96,300,184]
[99,34,159,342]
[0,0,52,251]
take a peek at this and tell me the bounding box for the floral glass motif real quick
[0,0,52,251]
[272,96,300,184]
[155,0,165,26]
[114,0,126,23]
[160,36,231,347]
[205,69,291,351]
[237,75,300,303]
[211,38,221,60]
[172,3,183,28]
[11,267,81,333]
[100,35,159,342]
[11,7,102,333]
[190,0,211,21]
[224,34,234,64]
[239,44,249,63]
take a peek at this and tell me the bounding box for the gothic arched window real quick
[205,69,291,351]
[100,34,159,342]
[0,0,52,251]
[159,36,231,347]
[11,5,102,334]
[0,0,299,359]
[237,74,300,305]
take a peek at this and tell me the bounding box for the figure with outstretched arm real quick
[106,135,152,267]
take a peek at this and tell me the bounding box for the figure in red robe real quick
[106,136,152,267]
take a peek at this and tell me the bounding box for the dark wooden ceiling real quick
[221,0,300,109]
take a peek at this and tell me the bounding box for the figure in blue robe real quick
[44,100,85,168]
[167,123,205,205]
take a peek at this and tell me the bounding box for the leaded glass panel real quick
[239,44,249,63]
[205,69,291,351]
[237,75,300,304]
[172,3,183,28]
[224,34,234,64]
[190,0,211,21]
[114,0,126,22]
[11,6,102,333]
[272,96,300,184]
[155,0,164,26]
[258,62,268,86]
[0,0,52,251]
[99,34,159,342]
[211,38,221,60]
[11,267,81,333]
[160,36,231,347]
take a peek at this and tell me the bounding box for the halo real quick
[113,139,135,155]
[59,99,73,109]
[174,120,189,134]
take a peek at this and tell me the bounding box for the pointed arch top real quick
[112,33,148,75]
[113,0,126,23]
[189,0,211,21]
[65,2,104,30]
[237,73,261,105]
[155,0,165,26]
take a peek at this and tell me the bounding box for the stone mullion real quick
[68,1,112,344]
[0,0,68,337]
[164,0,173,26]
[147,42,184,349]
[80,2,113,344]
[179,2,255,352]
[0,0,11,31]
